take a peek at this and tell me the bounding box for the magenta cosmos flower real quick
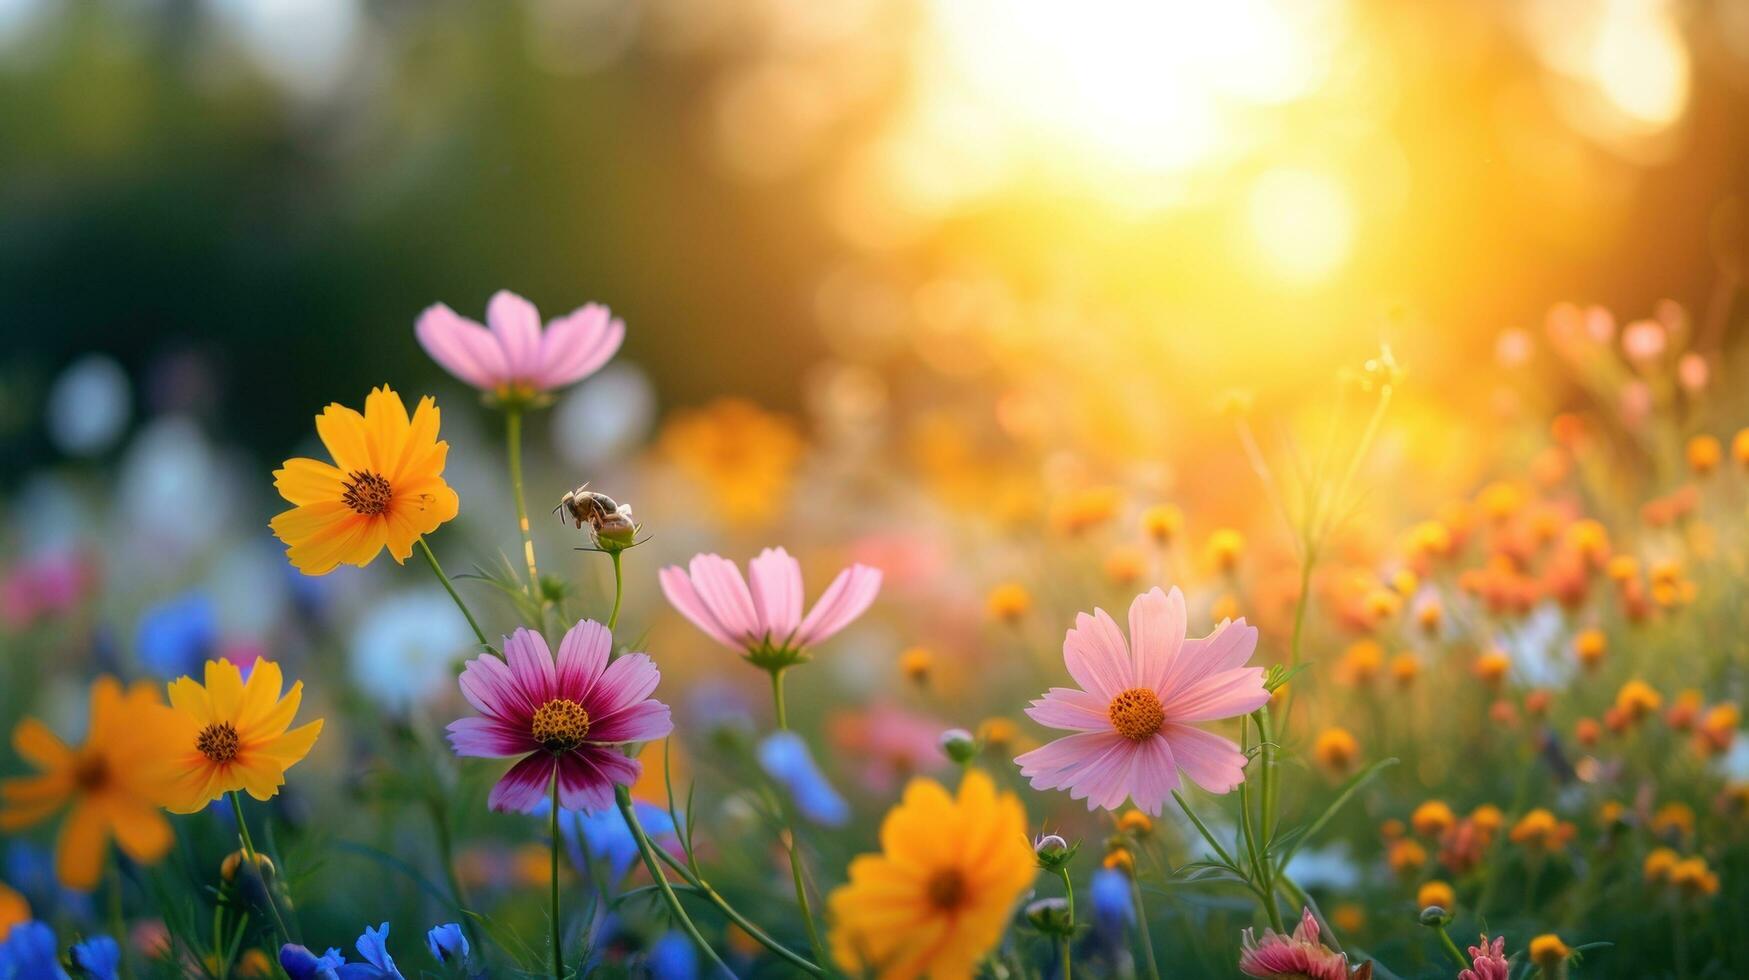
[1458,936,1509,980]
[416,290,624,400]
[658,547,881,670]
[1240,908,1369,980]
[447,620,671,813]
[1014,586,1268,815]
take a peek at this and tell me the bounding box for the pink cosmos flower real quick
[1458,935,1509,980]
[658,547,881,669]
[1014,586,1268,815]
[447,620,671,813]
[1240,908,1366,980]
[416,290,624,398]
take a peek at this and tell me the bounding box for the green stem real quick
[1278,875,1342,954]
[505,407,542,603]
[650,847,824,976]
[608,550,624,632]
[227,791,292,949]
[616,786,737,978]
[1127,872,1160,980]
[107,859,133,980]
[1056,867,1076,980]
[416,537,494,653]
[785,829,829,972]
[769,668,790,730]
[550,770,564,980]
[1435,924,1470,968]
[1172,790,1240,870]
[427,795,483,956]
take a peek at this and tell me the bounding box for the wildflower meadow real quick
[6,3,1749,979]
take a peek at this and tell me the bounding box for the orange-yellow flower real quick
[1417,880,1455,911]
[0,882,28,940]
[158,660,324,813]
[1313,727,1359,774]
[827,771,1034,979]
[0,678,180,889]
[270,386,459,575]
[1411,800,1456,838]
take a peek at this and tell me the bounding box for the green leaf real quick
[1274,757,1398,870]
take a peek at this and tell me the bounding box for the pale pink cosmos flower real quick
[1621,318,1667,364]
[1014,586,1268,815]
[659,547,881,668]
[1458,935,1509,980]
[1239,908,1366,980]
[416,290,624,398]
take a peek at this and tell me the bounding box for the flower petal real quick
[659,565,740,648]
[446,717,538,758]
[589,699,673,744]
[458,653,533,724]
[416,303,503,390]
[587,653,661,719]
[555,619,612,703]
[55,800,109,891]
[1129,587,1187,693]
[1159,618,1259,702]
[558,746,638,813]
[1162,723,1249,794]
[685,554,760,644]
[533,303,624,390]
[1063,610,1131,701]
[504,628,557,706]
[486,290,544,381]
[1162,666,1269,723]
[314,402,370,473]
[488,754,555,813]
[793,564,882,648]
[748,547,804,640]
[1023,688,1113,732]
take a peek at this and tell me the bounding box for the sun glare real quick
[1247,168,1355,285]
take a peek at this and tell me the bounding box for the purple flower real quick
[447,621,673,814]
[416,290,624,399]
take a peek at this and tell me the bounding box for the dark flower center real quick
[531,698,591,752]
[72,754,109,791]
[1108,687,1165,741]
[341,470,394,515]
[925,868,967,911]
[197,722,241,763]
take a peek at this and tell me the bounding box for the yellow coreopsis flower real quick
[0,882,26,940]
[159,660,323,813]
[270,385,459,575]
[0,678,180,889]
[827,771,1034,980]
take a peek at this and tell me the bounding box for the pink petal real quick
[686,554,760,644]
[446,716,537,758]
[589,699,673,743]
[488,753,555,813]
[1073,736,1145,811]
[659,566,740,648]
[1158,618,1259,703]
[1024,687,1113,732]
[747,547,804,640]
[533,303,624,390]
[1163,666,1269,723]
[1016,730,1137,812]
[560,746,640,812]
[485,290,544,380]
[1063,610,1131,701]
[555,619,612,702]
[415,303,508,390]
[1162,723,1249,794]
[793,564,881,648]
[1129,587,1187,692]
[587,653,661,718]
[1127,734,1180,815]
[503,628,557,705]
[458,654,533,724]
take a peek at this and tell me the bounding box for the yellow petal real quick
[0,775,70,830]
[315,402,370,473]
[388,395,443,484]
[167,676,214,725]
[104,796,172,865]
[270,500,355,542]
[235,661,286,736]
[54,800,109,891]
[234,758,287,803]
[334,519,389,570]
[274,458,348,507]
[281,512,374,576]
[362,385,410,476]
[11,718,71,770]
[204,659,246,722]
[251,718,323,770]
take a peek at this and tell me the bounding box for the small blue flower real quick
[69,936,120,980]
[425,923,468,964]
[648,931,698,980]
[279,924,404,980]
[353,923,403,979]
[279,944,346,980]
[539,799,677,886]
[135,592,216,679]
[0,922,70,980]
[1090,868,1134,934]
[757,731,849,826]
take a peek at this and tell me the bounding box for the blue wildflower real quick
[279,923,404,980]
[0,922,70,980]
[757,731,849,826]
[135,592,215,679]
[425,923,468,964]
[69,936,120,980]
[279,944,346,980]
[1090,868,1133,934]
[648,931,698,980]
[538,799,677,886]
[352,923,402,979]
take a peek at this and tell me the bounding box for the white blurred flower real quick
[551,363,656,468]
[349,591,472,713]
[46,355,131,457]
[205,540,291,639]
[116,416,236,563]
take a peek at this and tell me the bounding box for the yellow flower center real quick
[925,868,966,911]
[72,753,109,792]
[341,470,394,515]
[531,698,591,752]
[1108,687,1165,741]
[197,722,241,763]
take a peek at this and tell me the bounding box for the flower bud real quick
[426,922,470,964]
[1033,834,1077,871]
[1417,905,1450,927]
[221,850,275,884]
[938,728,977,765]
[1025,897,1075,937]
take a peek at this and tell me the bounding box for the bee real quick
[554,483,626,532]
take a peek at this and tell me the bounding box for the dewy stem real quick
[505,406,542,604]
[784,828,830,972]
[649,846,824,976]
[549,770,564,980]
[1127,871,1160,980]
[416,537,494,654]
[1057,867,1076,980]
[616,786,737,978]
[227,791,292,949]
[769,667,790,731]
[607,550,624,633]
